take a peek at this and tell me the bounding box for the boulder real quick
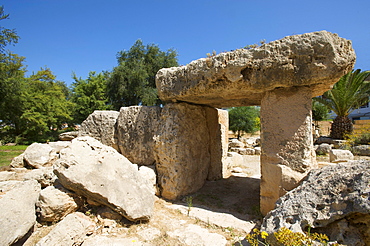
[154,102,211,200]
[78,110,120,150]
[36,212,95,246]
[353,145,370,156]
[58,131,78,141]
[47,141,71,153]
[315,143,332,155]
[329,149,354,162]
[0,180,41,245]
[138,165,158,195]
[0,171,16,181]
[156,31,355,108]
[23,143,58,169]
[23,167,57,188]
[10,153,25,168]
[116,106,161,165]
[54,136,155,221]
[229,139,244,148]
[261,161,370,245]
[36,186,81,222]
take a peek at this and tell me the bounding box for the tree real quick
[314,69,370,139]
[107,39,178,110]
[229,106,260,139]
[0,6,19,54]
[71,71,112,123]
[19,68,73,141]
[312,100,329,121]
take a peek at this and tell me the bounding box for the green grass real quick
[0,145,28,167]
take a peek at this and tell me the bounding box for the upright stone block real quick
[205,108,229,180]
[116,106,162,165]
[260,87,317,215]
[154,102,211,199]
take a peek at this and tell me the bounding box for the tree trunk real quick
[330,116,353,139]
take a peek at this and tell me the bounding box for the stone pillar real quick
[205,108,229,180]
[260,87,317,216]
[154,102,211,200]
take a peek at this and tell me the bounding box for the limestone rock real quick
[58,131,78,141]
[138,165,158,195]
[0,171,16,181]
[54,136,155,221]
[24,143,58,169]
[10,153,25,168]
[154,102,211,200]
[329,149,354,162]
[261,161,370,245]
[23,167,57,188]
[168,224,227,246]
[229,139,244,148]
[79,110,120,150]
[0,180,41,245]
[36,212,95,246]
[47,141,70,153]
[315,143,332,155]
[353,145,370,156]
[36,186,80,222]
[116,106,161,165]
[156,31,355,108]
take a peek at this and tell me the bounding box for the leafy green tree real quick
[229,106,260,139]
[312,100,329,121]
[71,71,112,123]
[0,6,19,54]
[107,39,178,109]
[19,68,73,141]
[315,69,370,139]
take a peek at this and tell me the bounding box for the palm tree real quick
[315,69,370,139]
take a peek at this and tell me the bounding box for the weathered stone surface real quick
[353,145,370,156]
[0,171,16,181]
[156,31,355,108]
[82,235,140,246]
[116,106,161,165]
[36,212,95,246]
[260,87,317,215]
[168,224,227,246]
[261,161,370,245]
[138,165,158,195]
[36,186,80,222]
[329,149,354,162]
[79,110,120,150]
[24,143,58,169]
[229,139,244,148]
[0,180,41,245]
[206,107,229,180]
[23,167,57,188]
[154,102,211,200]
[58,131,78,141]
[10,153,25,168]
[54,136,155,221]
[315,143,332,155]
[47,141,70,153]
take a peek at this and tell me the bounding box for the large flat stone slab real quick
[54,136,155,221]
[156,31,355,107]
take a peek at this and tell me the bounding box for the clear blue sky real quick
[3,0,370,86]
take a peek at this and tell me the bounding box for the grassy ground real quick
[0,145,28,167]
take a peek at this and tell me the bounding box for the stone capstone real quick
[261,161,370,245]
[54,136,155,221]
[116,106,161,165]
[78,110,120,150]
[0,180,41,245]
[156,31,355,108]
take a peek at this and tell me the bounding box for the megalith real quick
[156,31,355,214]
